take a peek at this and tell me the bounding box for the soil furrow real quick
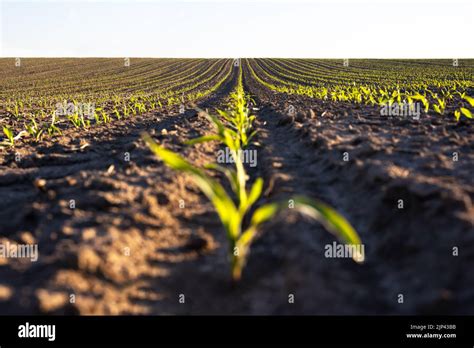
[242,71,474,314]
[0,68,243,315]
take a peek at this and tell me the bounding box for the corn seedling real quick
[433,97,446,115]
[2,126,15,147]
[455,107,473,121]
[68,112,89,128]
[123,103,130,117]
[463,95,474,107]
[47,123,62,137]
[143,135,362,281]
[25,118,44,141]
[95,108,110,124]
[113,107,121,120]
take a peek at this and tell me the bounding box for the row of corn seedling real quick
[247,59,474,121]
[143,64,363,282]
[0,63,234,148]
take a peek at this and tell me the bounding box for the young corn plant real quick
[454,107,473,121]
[187,70,256,150]
[218,74,257,148]
[13,101,21,118]
[143,75,362,281]
[463,95,474,107]
[113,107,121,120]
[68,112,89,128]
[143,134,362,281]
[454,95,474,121]
[25,118,44,141]
[411,93,430,113]
[433,97,446,115]
[46,111,62,136]
[2,126,15,147]
[101,110,109,124]
[1,126,27,148]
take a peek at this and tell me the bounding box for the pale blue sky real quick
[1,0,473,57]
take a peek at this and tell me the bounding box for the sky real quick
[0,0,473,58]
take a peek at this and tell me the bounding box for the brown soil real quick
[0,67,473,315]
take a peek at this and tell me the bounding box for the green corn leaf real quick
[217,109,234,123]
[143,133,239,238]
[204,163,239,195]
[3,126,13,140]
[454,110,461,121]
[246,178,263,210]
[223,129,239,151]
[237,202,280,252]
[185,135,221,146]
[292,196,363,262]
[247,130,258,144]
[144,134,198,173]
[463,95,474,107]
[250,202,280,227]
[460,107,472,119]
[200,109,226,133]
